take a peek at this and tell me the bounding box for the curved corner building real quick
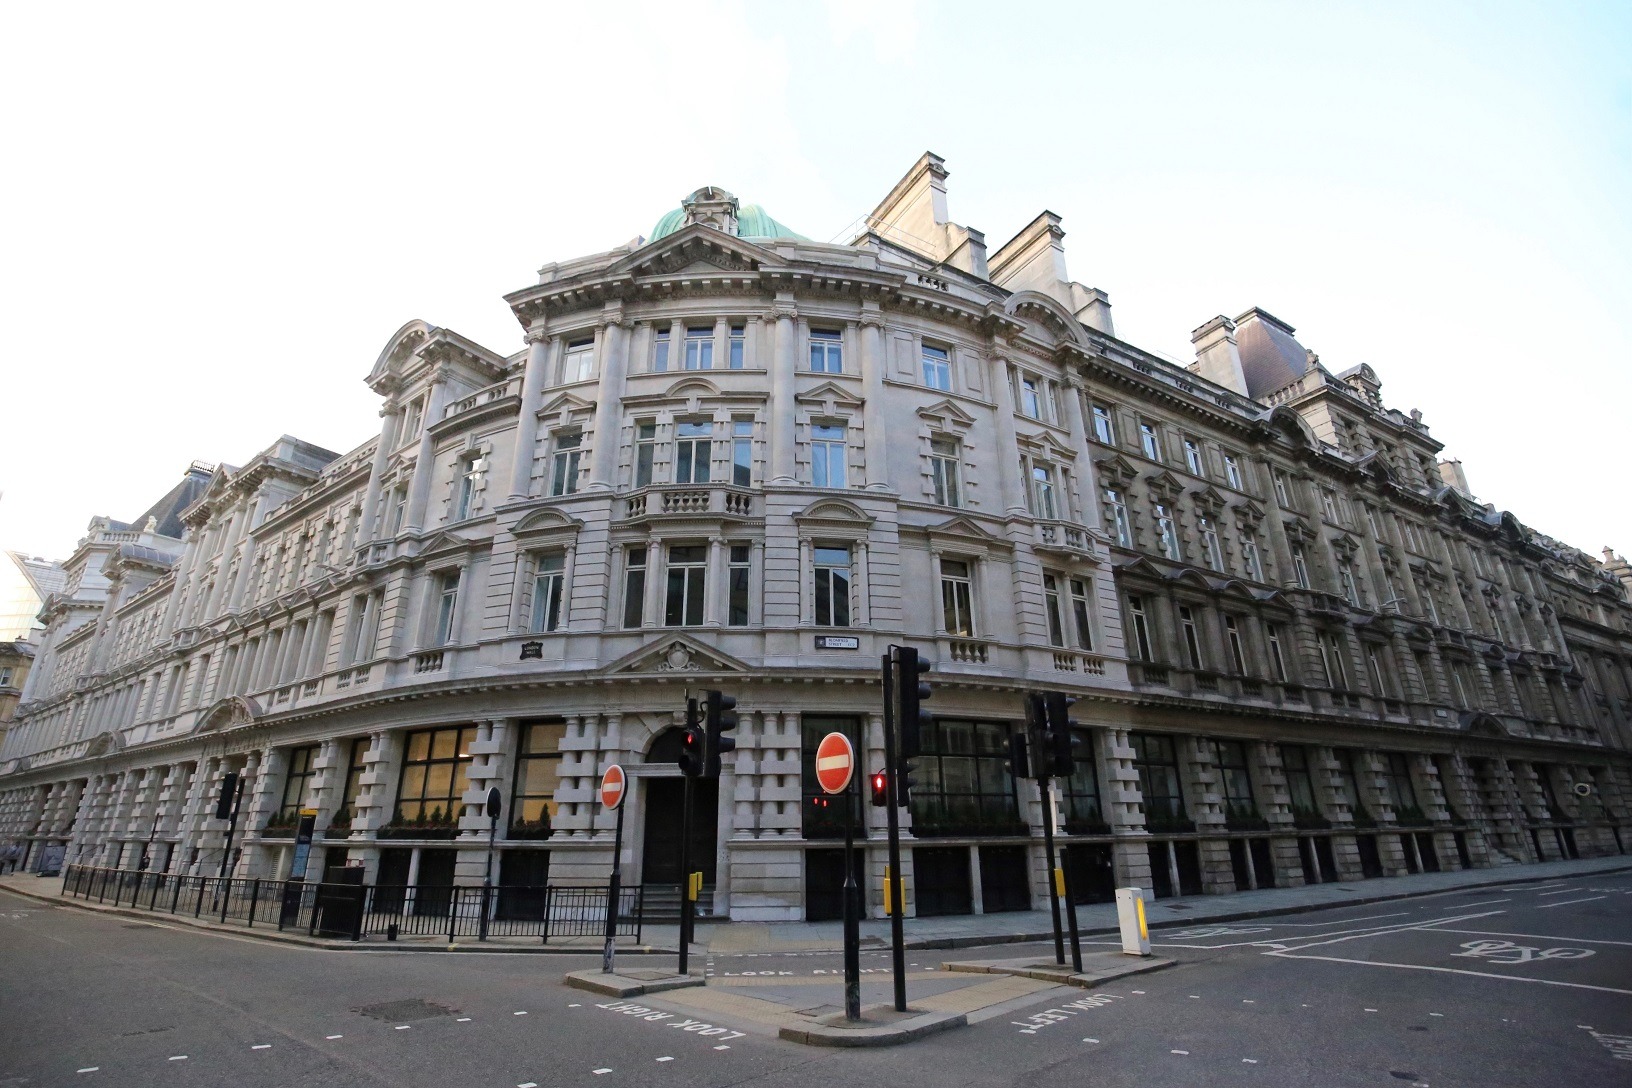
[3,154,1629,920]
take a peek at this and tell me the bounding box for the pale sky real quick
[3,1,1628,566]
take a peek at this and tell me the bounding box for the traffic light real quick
[1004,729,1031,779]
[704,690,738,778]
[895,646,933,759]
[1043,690,1077,777]
[870,771,889,807]
[677,697,705,778]
[214,772,240,820]
[896,758,916,807]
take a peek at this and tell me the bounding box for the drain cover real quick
[353,999,459,1022]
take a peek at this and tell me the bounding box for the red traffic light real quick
[870,771,889,807]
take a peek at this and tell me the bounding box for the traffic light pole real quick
[602,800,625,975]
[1037,770,1065,966]
[677,771,695,976]
[842,771,860,1022]
[1061,844,1083,973]
[880,652,907,1013]
[217,774,244,882]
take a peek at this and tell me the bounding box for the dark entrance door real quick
[640,776,718,886]
[804,847,866,922]
[913,846,972,917]
[1063,843,1116,904]
[978,845,1031,913]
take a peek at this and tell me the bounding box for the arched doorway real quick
[641,728,719,890]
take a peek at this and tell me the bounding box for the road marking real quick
[593,1069,612,1075]
[1538,889,1580,896]
[1424,927,1632,947]
[1537,896,1607,909]
[76,1068,98,1074]
[457,1017,472,1022]
[1084,1038,1099,1043]
[1430,1013,1443,1017]
[713,1045,731,1050]
[252,1044,271,1050]
[1242,999,1255,1004]
[326,1034,343,1040]
[520,1082,538,1087]
[1243,1058,1259,1064]
[394,1025,410,1030]
[1189,995,1200,999]
[1171,1049,1189,1055]
[168,1055,187,1061]
[656,1056,673,1062]
[1131,990,1144,995]
[514,1010,528,1016]
[1443,899,1510,909]
[1265,949,1632,995]
[1365,1008,1378,1012]
[569,1004,582,1008]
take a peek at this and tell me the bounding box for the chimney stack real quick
[1190,315,1249,396]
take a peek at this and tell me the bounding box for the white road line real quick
[656,1056,674,1062]
[1538,889,1581,897]
[1243,1058,1259,1064]
[1171,1049,1189,1055]
[1265,950,1632,995]
[593,1068,612,1075]
[1364,1008,1378,1013]
[394,1025,410,1030]
[76,1068,98,1074]
[1443,899,1510,909]
[252,1044,271,1050]
[713,1045,731,1050]
[568,1004,582,1008]
[1422,926,1632,947]
[520,1082,539,1087]
[1537,896,1607,909]
[1083,1038,1099,1043]
[1269,911,1505,953]
[326,1034,343,1040]
[514,1010,528,1016]
[457,1018,472,1022]
[168,1056,187,1061]
[1430,1013,1444,1017]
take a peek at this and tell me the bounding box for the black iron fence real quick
[61,864,644,944]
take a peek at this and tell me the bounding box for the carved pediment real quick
[921,514,1007,548]
[795,498,874,527]
[538,391,596,420]
[916,398,977,429]
[512,506,585,537]
[605,634,750,676]
[795,381,866,414]
[1094,453,1139,487]
[617,227,781,278]
[1147,470,1185,501]
[194,695,263,735]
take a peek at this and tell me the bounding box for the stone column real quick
[403,371,453,534]
[768,299,798,484]
[358,408,399,546]
[509,326,553,500]
[987,353,1028,517]
[1062,376,1103,530]
[589,311,629,490]
[859,309,890,490]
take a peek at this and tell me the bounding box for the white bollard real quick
[1116,886,1151,956]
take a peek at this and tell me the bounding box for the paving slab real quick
[563,968,706,998]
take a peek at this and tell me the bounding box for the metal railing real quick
[61,864,643,944]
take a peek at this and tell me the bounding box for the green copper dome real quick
[649,187,806,243]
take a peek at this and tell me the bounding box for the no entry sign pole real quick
[599,765,627,975]
[816,731,861,1022]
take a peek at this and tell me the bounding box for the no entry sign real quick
[600,764,627,810]
[815,732,856,795]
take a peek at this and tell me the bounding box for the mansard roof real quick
[1235,307,1312,399]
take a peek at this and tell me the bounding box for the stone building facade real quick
[3,155,1629,918]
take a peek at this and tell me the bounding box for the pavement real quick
[8,851,1626,957]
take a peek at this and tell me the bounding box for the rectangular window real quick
[1183,438,1203,475]
[813,546,852,627]
[1272,469,1292,507]
[811,423,847,488]
[1127,594,1153,660]
[1091,403,1116,445]
[278,745,320,819]
[808,328,843,373]
[1103,487,1131,547]
[401,398,424,445]
[1381,752,1419,812]
[1320,632,1349,689]
[728,544,750,626]
[930,438,961,507]
[1339,563,1360,606]
[634,422,658,487]
[1132,733,1186,825]
[728,324,745,369]
[1139,421,1160,460]
[564,338,595,382]
[921,344,951,390]
[345,593,379,665]
[1216,740,1255,815]
[550,432,582,496]
[1290,543,1310,589]
[1031,465,1058,520]
[1367,643,1393,698]
[530,553,565,633]
[1281,745,1318,814]
[1223,453,1242,489]
[674,421,712,484]
[731,419,753,485]
[435,572,461,645]
[1449,661,1471,708]
[1043,573,1067,647]
[664,545,706,626]
[1266,622,1288,681]
[1179,606,1204,669]
[1242,536,1263,581]
[394,725,475,827]
[1363,503,1380,538]
[338,737,370,820]
[1069,578,1094,651]
[454,453,484,521]
[1061,730,1103,828]
[909,719,1022,836]
[1020,377,1041,419]
[1154,503,1180,560]
[387,486,408,535]
[511,720,566,836]
[684,326,713,370]
[622,547,646,629]
[1321,489,1339,523]
[1225,616,1247,674]
[652,328,670,372]
[940,559,975,637]
[1199,517,1222,570]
